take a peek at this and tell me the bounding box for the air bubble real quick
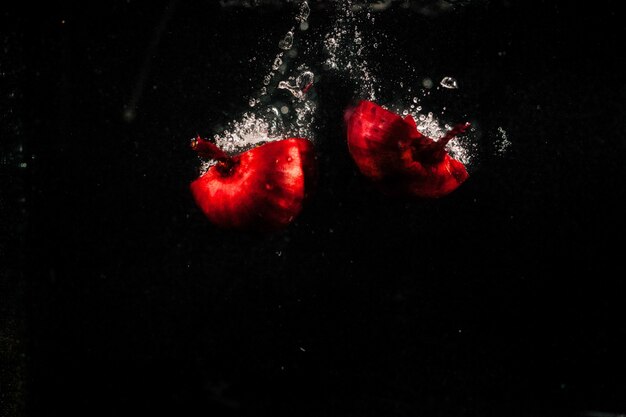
[296,71,314,91]
[440,76,459,89]
[278,70,315,99]
[298,1,310,22]
[272,57,283,70]
[278,81,298,98]
[278,31,294,50]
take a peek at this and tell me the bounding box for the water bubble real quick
[278,31,294,50]
[249,98,256,107]
[298,1,310,22]
[278,70,314,99]
[280,106,289,114]
[440,76,459,89]
[296,70,314,91]
[325,36,339,51]
[264,107,284,136]
[413,97,419,103]
[263,75,272,85]
[278,81,299,98]
[422,78,434,89]
[272,57,283,70]
[268,106,280,117]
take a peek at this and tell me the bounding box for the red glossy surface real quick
[191,138,316,231]
[346,100,470,198]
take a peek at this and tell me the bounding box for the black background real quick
[2,1,626,416]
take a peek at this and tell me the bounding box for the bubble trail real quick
[123,0,179,122]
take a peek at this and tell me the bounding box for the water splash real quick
[198,0,316,170]
[318,1,476,167]
[324,0,477,168]
[200,0,483,171]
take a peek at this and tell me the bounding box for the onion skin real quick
[346,100,470,198]
[190,137,316,231]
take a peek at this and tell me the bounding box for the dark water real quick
[1,1,625,416]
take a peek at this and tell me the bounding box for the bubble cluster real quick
[323,0,378,101]
[496,126,511,154]
[297,1,310,22]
